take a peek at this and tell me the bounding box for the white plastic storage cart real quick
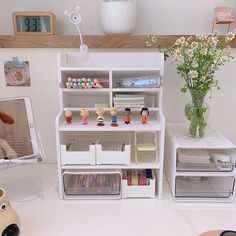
[56,52,165,200]
[165,123,236,202]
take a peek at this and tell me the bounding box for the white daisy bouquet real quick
[147,32,235,93]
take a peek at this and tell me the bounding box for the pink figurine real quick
[80,108,89,125]
[64,109,72,124]
[96,107,105,126]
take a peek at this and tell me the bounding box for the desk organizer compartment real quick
[96,133,131,165]
[175,176,235,200]
[135,132,158,164]
[63,170,121,199]
[176,148,236,172]
[60,135,97,165]
[122,169,156,198]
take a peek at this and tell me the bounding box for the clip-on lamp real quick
[64,6,89,61]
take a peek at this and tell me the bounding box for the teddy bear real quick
[0,108,17,159]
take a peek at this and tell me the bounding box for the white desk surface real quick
[0,163,236,236]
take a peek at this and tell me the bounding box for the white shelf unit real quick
[164,123,236,202]
[56,52,165,200]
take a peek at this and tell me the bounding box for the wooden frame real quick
[12,11,56,35]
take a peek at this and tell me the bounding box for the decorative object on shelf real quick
[117,76,160,88]
[110,107,118,127]
[0,188,20,236]
[64,6,88,60]
[141,107,149,124]
[65,77,104,89]
[100,0,136,35]
[12,12,56,35]
[147,32,235,138]
[124,108,131,124]
[64,109,72,125]
[212,7,234,33]
[96,107,105,126]
[80,108,89,125]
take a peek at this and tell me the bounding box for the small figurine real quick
[141,107,149,124]
[124,108,131,125]
[96,107,105,126]
[110,107,118,127]
[80,108,89,125]
[64,109,72,124]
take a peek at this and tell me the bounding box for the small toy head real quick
[64,6,82,25]
[80,108,89,117]
[110,107,117,116]
[64,109,72,117]
[93,79,98,84]
[141,107,149,116]
[72,78,77,83]
[124,108,131,116]
[67,77,72,82]
[96,107,105,116]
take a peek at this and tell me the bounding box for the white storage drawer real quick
[96,133,131,165]
[176,148,236,173]
[63,170,121,199]
[175,176,235,201]
[122,169,156,198]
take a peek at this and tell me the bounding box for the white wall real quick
[0,0,236,162]
[0,0,235,35]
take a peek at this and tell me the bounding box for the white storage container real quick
[63,170,121,199]
[122,170,156,198]
[100,0,136,35]
[96,133,131,165]
[60,144,96,165]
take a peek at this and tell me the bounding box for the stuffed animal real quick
[0,108,17,159]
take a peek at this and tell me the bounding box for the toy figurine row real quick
[64,77,104,89]
[64,107,150,126]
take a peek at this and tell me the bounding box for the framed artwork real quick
[4,61,31,87]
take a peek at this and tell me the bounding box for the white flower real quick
[151,36,157,43]
[226,32,235,42]
[175,36,185,45]
[188,70,198,79]
[191,41,199,50]
[200,76,206,82]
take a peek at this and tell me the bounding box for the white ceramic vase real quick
[0,188,20,236]
[100,0,136,35]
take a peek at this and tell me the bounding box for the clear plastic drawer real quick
[175,176,235,200]
[63,170,121,199]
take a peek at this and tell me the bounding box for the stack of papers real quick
[113,94,145,108]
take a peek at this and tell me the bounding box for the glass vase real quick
[185,89,209,138]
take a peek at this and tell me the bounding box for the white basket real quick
[60,144,96,165]
[122,170,156,198]
[96,143,131,165]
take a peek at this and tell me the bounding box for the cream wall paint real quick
[0,0,236,162]
[0,0,235,35]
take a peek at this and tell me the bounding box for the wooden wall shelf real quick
[0,35,236,49]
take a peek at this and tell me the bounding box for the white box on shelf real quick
[121,172,156,198]
[60,144,96,165]
[96,144,131,165]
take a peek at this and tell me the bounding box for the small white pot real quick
[100,0,136,35]
[0,188,20,236]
